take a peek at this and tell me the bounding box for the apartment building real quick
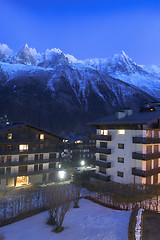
[0,123,63,188]
[70,135,96,167]
[90,106,160,185]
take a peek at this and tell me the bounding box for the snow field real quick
[0,199,131,240]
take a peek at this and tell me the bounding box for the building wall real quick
[96,128,160,184]
[0,124,63,188]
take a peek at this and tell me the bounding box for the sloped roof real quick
[89,108,160,125]
[0,123,64,140]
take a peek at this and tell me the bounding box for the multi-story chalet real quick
[70,135,96,167]
[90,106,160,185]
[0,123,64,188]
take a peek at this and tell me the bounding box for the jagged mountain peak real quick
[0,44,13,62]
[44,48,63,61]
[15,44,42,65]
[109,50,134,65]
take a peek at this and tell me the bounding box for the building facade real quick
[90,106,160,185]
[0,124,63,188]
[70,135,96,167]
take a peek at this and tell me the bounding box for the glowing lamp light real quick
[81,160,85,166]
[58,170,65,179]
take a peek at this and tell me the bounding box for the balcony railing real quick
[0,168,58,179]
[132,152,160,160]
[150,123,160,129]
[0,158,62,167]
[0,148,62,156]
[132,167,160,177]
[96,147,111,155]
[133,137,160,144]
[92,134,112,141]
[0,139,49,144]
[94,160,111,168]
[88,171,110,182]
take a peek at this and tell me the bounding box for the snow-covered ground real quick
[0,199,131,240]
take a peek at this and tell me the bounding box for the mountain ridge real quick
[0,43,158,134]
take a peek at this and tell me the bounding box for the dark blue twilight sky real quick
[1,0,160,64]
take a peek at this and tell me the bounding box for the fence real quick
[82,191,160,212]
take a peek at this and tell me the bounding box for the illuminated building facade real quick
[90,105,160,184]
[0,124,63,188]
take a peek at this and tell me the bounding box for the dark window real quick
[7,156,12,164]
[49,153,56,159]
[34,164,38,171]
[19,155,28,163]
[100,142,107,148]
[99,154,107,161]
[118,143,124,149]
[6,167,11,174]
[40,144,43,150]
[0,156,5,164]
[49,163,56,169]
[49,172,54,181]
[8,144,12,150]
[40,154,43,160]
[154,130,159,138]
[154,159,158,168]
[34,154,39,161]
[153,174,158,184]
[99,166,106,174]
[19,166,27,173]
[117,171,124,177]
[0,168,5,175]
[118,157,124,163]
[39,164,43,171]
[154,145,158,153]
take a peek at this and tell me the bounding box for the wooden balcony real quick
[133,137,160,144]
[0,167,58,179]
[132,167,160,177]
[132,152,160,160]
[0,148,61,156]
[0,158,62,167]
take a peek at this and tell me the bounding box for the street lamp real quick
[81,160,85,166]
[58,170,65,180]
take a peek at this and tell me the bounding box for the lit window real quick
[118,130,125,135]
[8,133,12,140]
[19,144,28,152]
[40,134,44,141]
[100,130,108,135]
[75,140,82,144]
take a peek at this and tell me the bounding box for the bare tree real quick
[72,183,81,208]
[45,185,72,233]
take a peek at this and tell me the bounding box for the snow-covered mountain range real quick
[0,43,158,134]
